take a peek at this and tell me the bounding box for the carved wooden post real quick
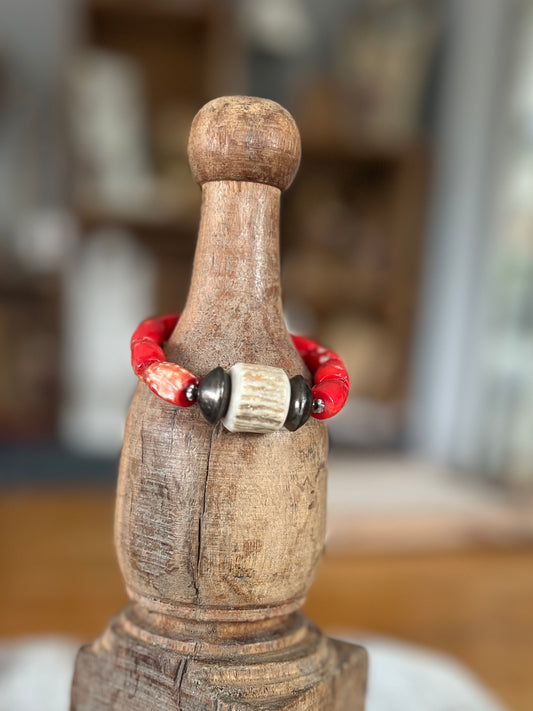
[71,96,367,710]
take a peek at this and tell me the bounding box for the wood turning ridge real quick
[70,95,367,710]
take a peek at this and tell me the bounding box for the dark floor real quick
[0,441,119,486]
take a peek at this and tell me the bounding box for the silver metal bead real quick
[185,383,198,402]
[197,367,231,423]
[312,398,325,415]
[284,375,312,431]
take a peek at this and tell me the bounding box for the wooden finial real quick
[71,95,367,711]
[187,96,301,189]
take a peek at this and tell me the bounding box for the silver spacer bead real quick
[185,383,198,402]
[312,398,325,415]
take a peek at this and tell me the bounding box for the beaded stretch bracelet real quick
[131,314,350,434]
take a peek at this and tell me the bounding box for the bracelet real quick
[131,314,350,433]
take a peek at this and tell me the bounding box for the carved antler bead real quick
[221,362,291,433]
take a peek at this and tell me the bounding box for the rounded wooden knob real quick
[187,95,301,191]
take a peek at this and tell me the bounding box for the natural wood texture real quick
[188,96,301,190]
[2,487,533,710]
[70,96,366,709]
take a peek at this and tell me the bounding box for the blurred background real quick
[0,0,532,709]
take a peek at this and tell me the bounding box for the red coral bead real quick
[312,379,349,419]
[291,335,318,358]
[292,335,340,371]
[131,314,179,346]
[131,337,165,377]
[158,313,179,340]
[144,361,198,407]
[304,348,340,373]
[314,358,350,388]
[131,318,165,344]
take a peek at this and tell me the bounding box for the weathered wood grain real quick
[71,96,367,710]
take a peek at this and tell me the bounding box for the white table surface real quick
[0,635,509,711]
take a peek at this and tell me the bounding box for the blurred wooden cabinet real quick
[81,0,241,106]
[73,0,244,313]
[0,271,61,438]
[282,138,430,409]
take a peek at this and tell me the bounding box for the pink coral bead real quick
[144,362,198,407]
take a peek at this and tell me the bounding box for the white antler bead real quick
[222,363,291,433]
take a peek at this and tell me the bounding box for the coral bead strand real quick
[130,315,350,426]
[291,335,350,418]
[130,313,198,407]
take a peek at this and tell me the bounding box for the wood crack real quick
[194,428,216,599]
[174,658,189,709]
[169,408,178,455]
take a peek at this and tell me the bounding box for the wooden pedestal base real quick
[71,98,368,711]
[71,604,367,710]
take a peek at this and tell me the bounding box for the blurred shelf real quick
[282,140,431,409]
[301,136,429,165]
[83,0,221,19]
[80,0,242,110]
[75,204,198,254]
[0,269,61,439]
[326,454,533,556]
[69,0,243,319]
[0,269,60,298]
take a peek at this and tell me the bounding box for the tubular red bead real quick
[159,313,179,339]
[311,379,349,420]
[314,358,350,388]
[131,318,165,343]
[144,362,198,407]
[303,348,340,373]
[131,338,166,377]
[291,335,317,357]
[131,314,178,346]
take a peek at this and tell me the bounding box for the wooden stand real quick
[70,96,367,710]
